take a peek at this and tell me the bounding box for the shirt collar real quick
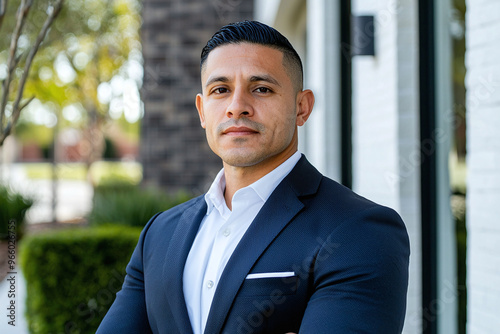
[204,151,302,215]
[204,168,226,216]
[248,151,301,202]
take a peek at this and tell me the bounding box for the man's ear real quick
[295,89,315,126]
[195,93,206,128]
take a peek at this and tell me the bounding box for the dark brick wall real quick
[140,0,253,195]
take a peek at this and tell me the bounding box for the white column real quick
[304,0,342,181]
[397,1,423,333]
[253,0,281,26]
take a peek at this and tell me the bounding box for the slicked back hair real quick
[200,21,304,91]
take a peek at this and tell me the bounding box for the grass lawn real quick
[24,161,142,185]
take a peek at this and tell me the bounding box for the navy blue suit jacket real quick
[98,156,410,333]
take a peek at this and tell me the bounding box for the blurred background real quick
[0,0,498,333]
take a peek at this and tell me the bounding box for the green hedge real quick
[20,226,141,334]
[0,184,34,240]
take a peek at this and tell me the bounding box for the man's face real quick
[196,43,313,169]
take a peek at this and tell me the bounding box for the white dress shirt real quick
[182,151,301,334]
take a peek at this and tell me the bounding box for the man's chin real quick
[222,158,261,168]
[220,152,264,168]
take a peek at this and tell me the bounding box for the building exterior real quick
[140,0,500,332]
[254,0,500,333]
[256,0,424,332]
[465,0,500,332]
[140,0,253,194]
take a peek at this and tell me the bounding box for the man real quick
[98,21,410,334]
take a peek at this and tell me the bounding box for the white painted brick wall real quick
[351,0,399,208]
[465,0,500,332]
[352,1,421,333]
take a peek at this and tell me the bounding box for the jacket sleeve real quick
[96,213,161,334]
[298,206,410,334]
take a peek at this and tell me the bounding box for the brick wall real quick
[140,0,253,194]
[465,1,500,332]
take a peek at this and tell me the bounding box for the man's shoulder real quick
[308,174,403,227]
[318,176,375,206]
[311,176,409,261]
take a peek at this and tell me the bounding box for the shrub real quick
[20,226,141,334]
[89,182,191,227]
[89,161,142,186]
[0,184,34,240]
[92,178,137,194]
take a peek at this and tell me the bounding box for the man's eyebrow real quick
[205,76,229,88]
[204,74,281,89]
[250,75,281,87]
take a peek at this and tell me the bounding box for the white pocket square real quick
[246,271,295,279]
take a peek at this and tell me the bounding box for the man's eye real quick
[255,87,271,93]
[213,87,228,94]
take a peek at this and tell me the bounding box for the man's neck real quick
[222,149,297,210]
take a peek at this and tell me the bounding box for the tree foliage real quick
[1,0,142,161]
[26,0,142,163]
[24,0,142,111]
[0,0,64,146]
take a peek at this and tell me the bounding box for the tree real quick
[19,0,143,170]
[0,0,64,146]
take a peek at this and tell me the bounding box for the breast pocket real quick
[239,275,299,297]
[225,275,304,334]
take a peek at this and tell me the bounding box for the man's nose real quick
[226,91,254,119]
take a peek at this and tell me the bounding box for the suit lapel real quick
[203,156,322,334]
[162,196,207,334]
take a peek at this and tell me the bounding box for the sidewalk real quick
[0,270,28,333]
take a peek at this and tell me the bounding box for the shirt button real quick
[223,229,231,237]
[207,280,214,289]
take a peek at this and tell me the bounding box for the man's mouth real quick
[222,126,259,136]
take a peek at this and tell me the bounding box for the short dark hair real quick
[200,21,303,91]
